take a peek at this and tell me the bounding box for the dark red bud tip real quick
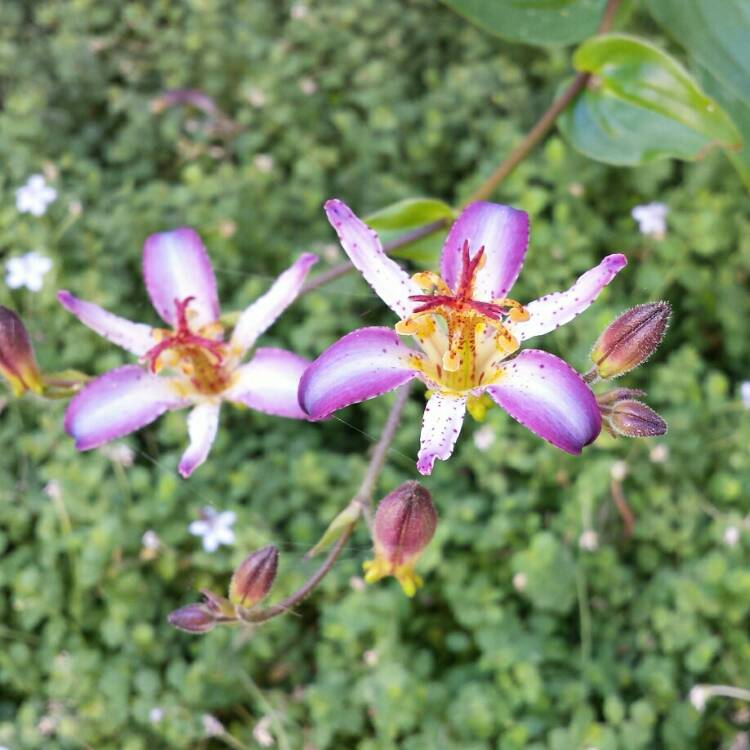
[608,400,667,438]
[374,481,437,565]
[229,545,278,608]
[167,603,216,633]
[591,301,671,379]
[0,306,42,396]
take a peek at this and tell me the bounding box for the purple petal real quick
[178,402,221,478]
[57,291,156,356]
[225,347,310,419]
[486,349,601,454]
[417,393,466,475]
[440,202,529,301]
[142,228,220,328]
[299,326,417,420]
[229,253,317,356]
[324,199,420,318]
[65,365,187,451]
[508,254,627,343]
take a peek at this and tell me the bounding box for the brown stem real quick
[300,219,448,296]
[610,477,635,538]
[460,0,623,207]
[239,384,411,624]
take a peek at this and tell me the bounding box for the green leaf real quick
[307,503,361,558]
[647,0,750,101]
[559,34,742,166]
[366,198,454,267]
[439,0,607,46]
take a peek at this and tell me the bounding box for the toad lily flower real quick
[299,200,627,474]
[59,228,316,477]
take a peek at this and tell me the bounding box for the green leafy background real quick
[1,1,750,748]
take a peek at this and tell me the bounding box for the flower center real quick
[143,297,231,395]
[395,240,530,392]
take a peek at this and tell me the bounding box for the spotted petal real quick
[508,254,627,343]
[58,291,156,356]
[229,253,317,357]
[417,393,466,475]
[142,228,220,328]
[299,326,417,420]
[178,402,221,478]
[324,199,421,318]
[226,347,310,419]
[440,202,530,301]
[486,349,601,454]
[65,365,187,451]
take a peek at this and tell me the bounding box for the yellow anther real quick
[411,271,451,294]
[395,317,420,335]
[442,348,461,372]
[510,306,530,322]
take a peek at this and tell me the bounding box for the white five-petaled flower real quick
[189,507,236,552]
[740,381,750,408]
[631,202,668,239]
[16,174,57,216]
[6,251,53,291]
[299,200,627,474]
[58,228,317,477]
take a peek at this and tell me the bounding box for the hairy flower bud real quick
[229,545,278,608]
[596,388,645,407]
[363,481,438,597]
[607,399,667,437]
[591,302,670,379]
[0,306,43,396]
[167,603,216,633]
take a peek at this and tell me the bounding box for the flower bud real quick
[229,545,278,608]
[606,400,667,437]
[596,387,645,407]
[363,481,437,597]
[0,306,43,396]
[167,603,216,633]
[591,302,670,379]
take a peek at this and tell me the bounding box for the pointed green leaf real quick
[559,34,742,166]
[307,503,361,558]
[439,0,607,46]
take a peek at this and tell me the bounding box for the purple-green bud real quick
[607,400,667,437]
[229,545,278,607]
[591,302,671,379]
[596,388,646,407]
[0,306,43,397]
[167,603,216,633]
[363,481,438,597]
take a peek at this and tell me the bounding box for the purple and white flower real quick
[6,251,52,291]
[16,174,57,216]
[631,202,668,239]
[189,507,236,552]
[59,228,316,477]
[299,200,627,474]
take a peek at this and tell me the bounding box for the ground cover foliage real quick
[1,0,750,748]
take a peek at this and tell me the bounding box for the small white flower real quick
[632,202,668,239]
[101,442,135,467]
[512,572,527,592]
[741,381,750,408]
[472,425,495,452]
[16,174,57,216]
[253,716,274,748]
[321,242,341,263]
[610,460,628,482]
[724,526,741,547]
[290,3,308,19]
[149,707,164,724]
[253,154,274,173]
[189,507,236,552]
[44,480,62,501]
[142,530,161,551]
[246,86,267,108]
[201,713,225,737]
[689,684,709,712]
[349,576,366,592]
[579,530,599,552]
[299,77,317,95]
[649,444,669,463]
[6,251,52,291]
[363,649,379,667]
